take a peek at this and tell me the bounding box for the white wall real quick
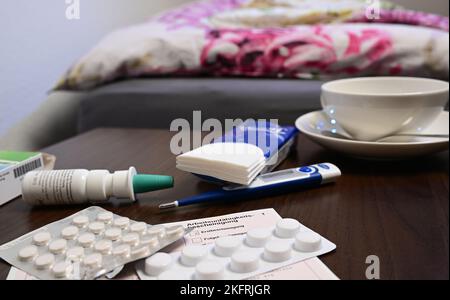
[0,0,194,137]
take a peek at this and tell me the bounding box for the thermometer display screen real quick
[259,170,297,182]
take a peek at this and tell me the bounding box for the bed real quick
[54,0,447,130]
[76,77,323,132]
[56,0,448,92]
[3,0,447,150]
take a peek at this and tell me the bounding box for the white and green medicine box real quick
[0,151,44,206]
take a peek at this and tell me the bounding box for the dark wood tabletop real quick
[0,128,448,280]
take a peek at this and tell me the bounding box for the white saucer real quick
[295,110,449,159]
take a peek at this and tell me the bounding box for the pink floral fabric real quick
[56,0,449,90]
[349,9,449,32]
[156,0,247,30]
[200,26,399,79]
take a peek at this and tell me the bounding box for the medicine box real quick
[0,151,44,206]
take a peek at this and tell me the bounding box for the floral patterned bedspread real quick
[56,0,449,90]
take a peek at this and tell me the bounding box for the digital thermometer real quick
[159,163,341,209]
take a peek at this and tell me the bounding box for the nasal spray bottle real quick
[21,167,173,206]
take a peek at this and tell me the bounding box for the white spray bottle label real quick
[21,167,137,205]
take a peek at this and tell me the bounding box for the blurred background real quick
[0,0,193,142]
[0,0,448,149]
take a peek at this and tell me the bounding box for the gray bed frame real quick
[0,78,324,150]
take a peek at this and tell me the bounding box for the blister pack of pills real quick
[136,218,336,280]
[0,206,189,280]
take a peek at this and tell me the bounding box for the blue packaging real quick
[194,120,298,184]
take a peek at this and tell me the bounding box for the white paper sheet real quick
[143,208,339,280]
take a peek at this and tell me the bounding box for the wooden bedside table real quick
[0,128,448,279]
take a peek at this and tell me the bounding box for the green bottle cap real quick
[132,174,174,193]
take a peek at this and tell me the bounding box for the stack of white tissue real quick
[176,143,266,185]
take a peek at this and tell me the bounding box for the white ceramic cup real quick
[321,77,449,141]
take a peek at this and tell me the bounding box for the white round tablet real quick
[83,253,103,268]
[230,251,260,273]
[52,261,73,278]
[113,217,130,229]
[122,233,140,246]
[294,231,322,252]
[157,270,189,280]
[94,240,113,254]
[18,245,38,261]
[147,225,165,237]
[35,253,55,270]
[61,225,79,240]
[145,253,173,276]
[195,260,225,280]
[112,244,131,258]
[263,240,292,262]
[181,245,208,266]
[66,247,85,261]
[77,233,96,248]
[104,228,122,241]
[246,228,272,247]
[214,236,241,257]
[97,211,113,223]
[275,218,301,238]
[49,239,67,254]
[88,221,105,234]
[130,222,147,234]
[72,215,89,227]
[32,231,51,246]
[165,225,184,239]
[140,235,159,248]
